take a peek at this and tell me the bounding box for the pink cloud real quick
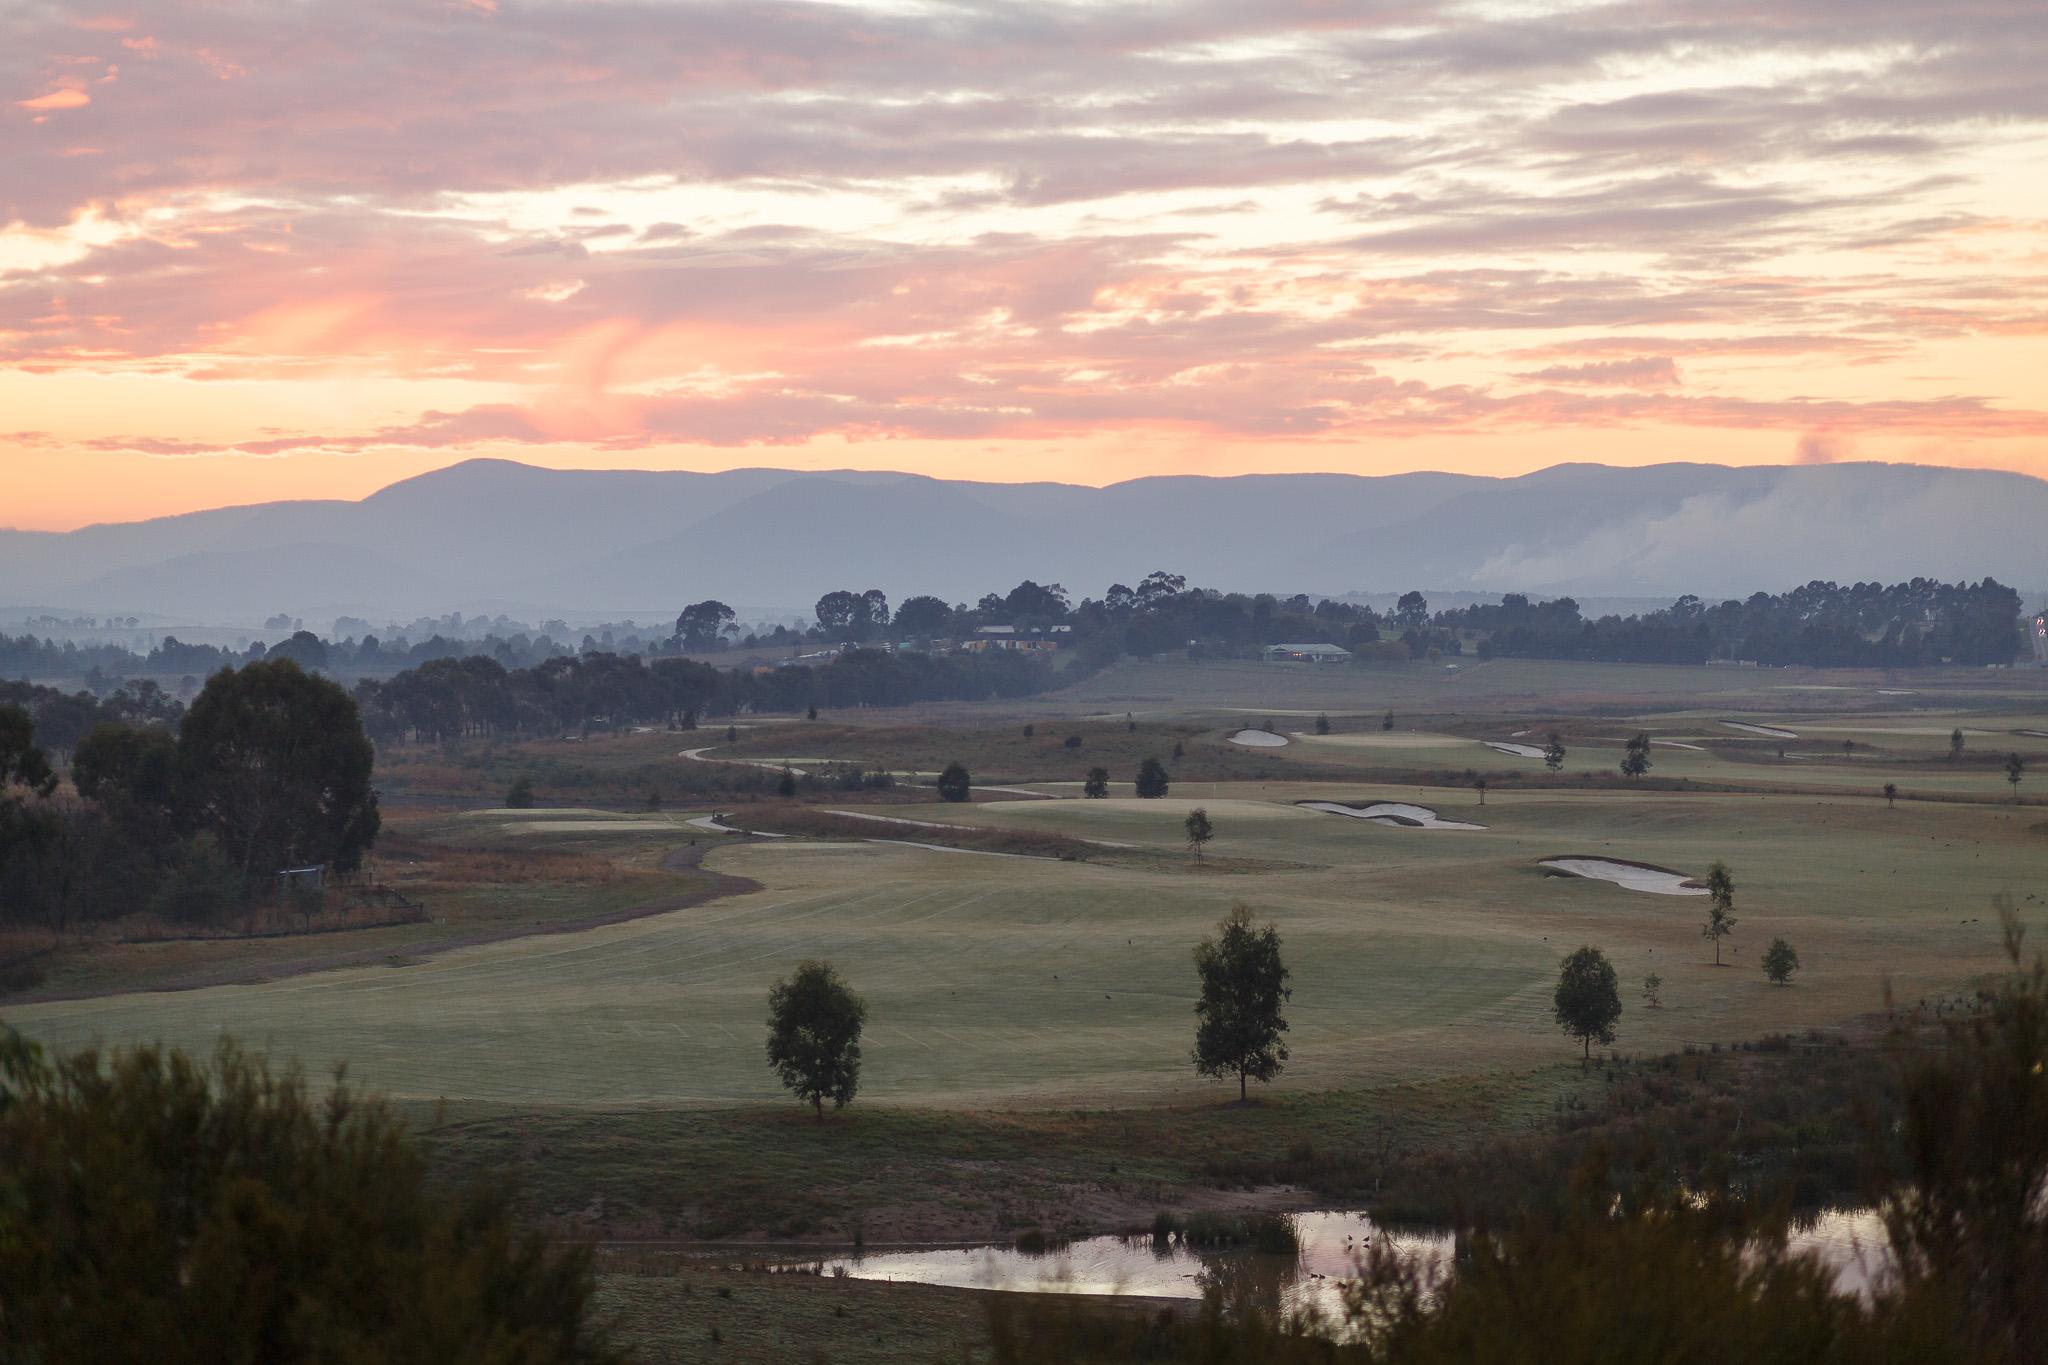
[17,87,90,111]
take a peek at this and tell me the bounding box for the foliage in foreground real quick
[0,1032,617,1365]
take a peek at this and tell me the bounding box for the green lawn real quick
[9,778,2036,1110]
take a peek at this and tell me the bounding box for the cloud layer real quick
[3,0,2046,524]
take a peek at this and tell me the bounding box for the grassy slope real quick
[9,777,2035,1111]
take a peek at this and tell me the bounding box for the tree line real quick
[351,646,1061,744]
[1440,577,2028,667]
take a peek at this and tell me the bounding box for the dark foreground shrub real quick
[0,1031,619,1365]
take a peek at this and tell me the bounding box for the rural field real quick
[12,774,2037,1109]
[7,655,2047,1358]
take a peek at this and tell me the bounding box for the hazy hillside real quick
[4,459,2045,626]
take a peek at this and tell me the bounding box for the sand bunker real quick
[2018,730,2048,739]
[1304,732,1475,750]
[1229,729,1290,748]
[1540,857,1706,896]
[1485,741,1546,758]
[1653,740,1705,751]
[1300,801,1486,831]
[465,806,619,820]
[507,820,681,835]
[824,809,955,830]
[862,838,1042,860]
[1721,722,1798,739]
[685,814,787,837]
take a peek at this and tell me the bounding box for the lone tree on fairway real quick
[766,961,867,1121]
[777,766,798,799]
[1192,905,1290,1101]
[1553,946,1622,1061]
[1134,757,1171,799]
[1475,776,1488,806]
[1884,782,1898,810]
[1185,807,1214,861]
[1642,972,1663,1009]
[1382,709,1395,732]
[1702,860,1737,965]
[937,762,971,802]
[1315,713,1331,735]
[1084,767,1110,798]
[1762,937,1801,986]
[2007,753,2026,803]
[1620,732,1652,780]
[1950,727,1965,759]
[1544,732,1566,772]
[505,776,535,809]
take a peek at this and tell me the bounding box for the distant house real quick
[276,866,325,895]
[1263,643,1351,665]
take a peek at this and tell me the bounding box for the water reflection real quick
[797,1208,1885,1318]
[804,1212,1450,1321]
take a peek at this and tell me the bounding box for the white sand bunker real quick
[1654,740,1705,750]
[507,819,681,835]
[1721,721,1797,739]
[685,814,787,837]
[1229,729,1290,748]
[824,809,956,830]
[2018,730,2048,739]
[1540,857,1707,896]
[1485,741,1545,758]
[1300,801,1486,831]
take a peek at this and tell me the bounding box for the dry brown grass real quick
[368,829,625,892]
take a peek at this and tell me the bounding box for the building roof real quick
[1267,642,1351,656]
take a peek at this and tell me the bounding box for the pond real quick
[780,1208,1887,1321]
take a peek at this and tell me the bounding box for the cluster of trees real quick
[1441,578,2029,667]
[0,660,380,938]
[664,571,1394,665]
[0,678,184,757]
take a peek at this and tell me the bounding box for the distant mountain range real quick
[3,459,2045,628]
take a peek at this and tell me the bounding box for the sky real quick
[4,0,2047,531]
